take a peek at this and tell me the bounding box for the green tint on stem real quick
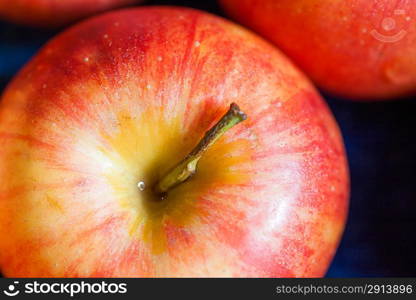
[153,103,247,198]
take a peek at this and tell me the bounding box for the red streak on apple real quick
[0,7,349,277]
[220,0,416,100]
[0,0,141,27]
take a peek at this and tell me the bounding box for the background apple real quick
[0,0,142,27]
[220,0,416,100]
[0,7,348,277]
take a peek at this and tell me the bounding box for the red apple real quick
[0,7,349,277]
[220,0,416,100]
[0,0,142,27]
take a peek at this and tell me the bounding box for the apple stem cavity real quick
[153,103,247,198]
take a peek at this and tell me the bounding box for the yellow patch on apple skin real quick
[45,195,64,213]
[140,139,252,255]
[100,106,253,255]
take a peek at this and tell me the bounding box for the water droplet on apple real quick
[137,181,146,191]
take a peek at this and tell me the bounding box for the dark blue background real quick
[1,0,415,277]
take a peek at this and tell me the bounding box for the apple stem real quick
[153,103,247,198]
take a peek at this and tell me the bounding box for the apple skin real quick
[0,7,349,277]
[220,0,416,100]
[0,0,141,27]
